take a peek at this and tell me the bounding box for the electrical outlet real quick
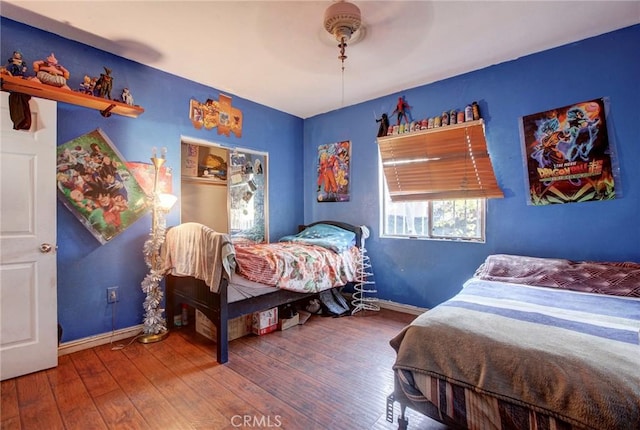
[107,286,119,303]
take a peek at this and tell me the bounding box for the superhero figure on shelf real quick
[392,96,412,125]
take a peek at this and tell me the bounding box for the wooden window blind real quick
[378,120,503,201]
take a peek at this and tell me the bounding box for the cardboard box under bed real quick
[196,309,253,341]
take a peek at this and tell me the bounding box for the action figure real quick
[95,67,113,99]
[376,113,389,137]
[121,88,134,105]
[32,53,70,89]
[79,75,97,95]
[392,96,412,125]
[6,51,27,76]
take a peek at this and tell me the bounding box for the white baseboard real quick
[376,298,428,315]
[58,325,144,356]
[345,292,428,315]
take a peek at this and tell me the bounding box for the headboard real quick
[298,220,366,248]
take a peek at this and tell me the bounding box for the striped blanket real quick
[390,279,640,430]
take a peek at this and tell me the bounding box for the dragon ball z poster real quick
[56,129,148,244]
[317,141,350,202]
[520,98,616,205]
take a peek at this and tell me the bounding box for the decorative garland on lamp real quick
[138,152,174,343]
[140,193,169,335]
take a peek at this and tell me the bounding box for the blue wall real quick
[304,25,640,308]
[2,17,638,342]
[2,18,304,342]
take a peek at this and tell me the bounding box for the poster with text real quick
[317,141,350,202]
[520,98,616,205]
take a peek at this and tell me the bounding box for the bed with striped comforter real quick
[390,278,640,430]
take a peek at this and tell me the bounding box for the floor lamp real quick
[138,148,177,344]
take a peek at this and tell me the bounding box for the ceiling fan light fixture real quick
[323,0,362,106]
[324,0,362,43]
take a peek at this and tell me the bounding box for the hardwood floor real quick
[1,309,448,430]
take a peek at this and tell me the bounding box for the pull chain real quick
[341,65,345,107]
[339,37,347,107]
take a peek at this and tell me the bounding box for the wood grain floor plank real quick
[0,415,20,430]
[45,355,106,430]
[15,372,64,430]
[235,317,401,428]
[230,335,371,429]
[169,329,327,430]
[68,348,119,398]
[248,329,394,423]
[92,388,149,429]
[94,343,194,430]
[120,339,232,429]
[148,339,263,420]
[1,379,20,430]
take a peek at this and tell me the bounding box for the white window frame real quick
[379,160,486,243]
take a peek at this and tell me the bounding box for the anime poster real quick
[56,129,148,244]
[317,141,350,202]
[521,98,615,205]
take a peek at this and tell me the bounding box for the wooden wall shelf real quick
[0,74,144,118]
[376,119,484,146]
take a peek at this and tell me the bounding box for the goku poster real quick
[317,141,350,202]
[520,98,616,205]
[56,129,148,243]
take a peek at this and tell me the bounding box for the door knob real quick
[39,243,56,253]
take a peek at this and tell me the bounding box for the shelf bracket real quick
[100,103,116,118]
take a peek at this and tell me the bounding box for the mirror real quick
[228,149,268,243]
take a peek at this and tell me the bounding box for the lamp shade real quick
[158,193,177,211]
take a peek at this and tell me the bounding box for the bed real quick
[387,254,640,430]
[162,220,365,364]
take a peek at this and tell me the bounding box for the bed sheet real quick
[227,272,278,303]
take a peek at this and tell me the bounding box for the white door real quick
[0,93,58,380]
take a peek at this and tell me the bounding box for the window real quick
[377,120,500,241]
[381,179,485,241]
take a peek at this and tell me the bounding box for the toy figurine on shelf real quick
[6,50,28,77]
[32,53,70,89]
[94,67,114,99]
[121,88,134,105]
[392,95,412,125]
[79,75,97,95]
[471,101,481,120]
[376,113,389,137]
